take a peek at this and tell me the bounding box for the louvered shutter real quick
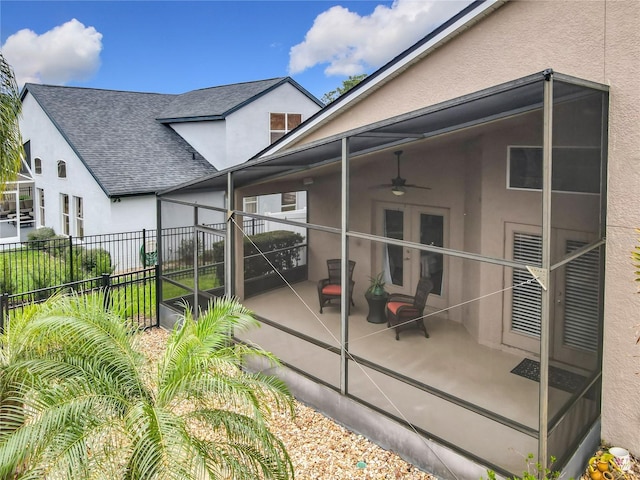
[511,233,542,337]
[563,240,599,351]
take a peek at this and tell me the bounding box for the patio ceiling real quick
[159,70,608,196]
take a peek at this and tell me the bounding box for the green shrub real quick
[211,230,304,285]
[27,227,57,250]
[82,248,114,277]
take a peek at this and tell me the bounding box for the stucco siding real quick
[600,0,640,454]
[20,93,108,236]
[224,82,321,170]
[170,121,226,168]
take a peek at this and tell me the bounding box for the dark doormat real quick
[511,358,587,394]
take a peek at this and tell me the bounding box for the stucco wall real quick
[20,94,112,237]
[281,0,640,455]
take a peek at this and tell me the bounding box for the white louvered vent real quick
[512,233,542,337]
[563,240,600,351]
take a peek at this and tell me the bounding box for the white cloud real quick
[1,19,102,88]
[289,0,473,77]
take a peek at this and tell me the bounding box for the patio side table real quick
[365,292,388,324]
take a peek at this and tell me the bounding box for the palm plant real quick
[0,294,295,479]
[0,52,23,193]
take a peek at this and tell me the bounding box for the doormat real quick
[511,358,587,394]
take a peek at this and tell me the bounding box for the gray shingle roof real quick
[156,78,289,122]
[25,83,216,196]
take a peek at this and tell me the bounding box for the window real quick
[243,196,257,213]
[281,192,297,212]
[270,113,302,143]
[57,160,67,178]
[34,158,42,174]
[74,196,84,238]
[23,141,31,170]
[507,146,601,194]
[61,194,69,235]
[37,188,45,227]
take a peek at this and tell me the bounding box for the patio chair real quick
[385,277,433,340]
[317,259,356,314]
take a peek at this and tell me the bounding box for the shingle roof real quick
[156,78,290,122]
[24,83,216,196]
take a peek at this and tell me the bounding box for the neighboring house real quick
[12,78,322,247]
[158,0,638,478]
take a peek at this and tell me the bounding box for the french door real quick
[503,223,600,368]
[377,203,448,309]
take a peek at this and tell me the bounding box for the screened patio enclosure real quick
[157,70,608,477]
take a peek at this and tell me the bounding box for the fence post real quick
[69,235,74,283]
[154,263,160,328]
[101,274,111,311]
[0,293,7,334]
[141,228,146,269]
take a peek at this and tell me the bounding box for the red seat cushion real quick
[322,284,342,295]
[387,301,416,315]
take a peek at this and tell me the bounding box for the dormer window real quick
[270,113,302,143]
[57,160,67,178]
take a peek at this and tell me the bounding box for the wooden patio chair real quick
[317,259,356,314]
[385,277,433,340]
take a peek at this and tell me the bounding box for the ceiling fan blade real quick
[405,184,432,190]
[369,183,393,189]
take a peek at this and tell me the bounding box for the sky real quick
[0,0,473,100]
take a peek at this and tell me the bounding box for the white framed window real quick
[281,192,297,212]
[60,194,70,235]
[74,196,84,238]
[34,158,42,174]
[507,146,601,194]
[270,113,302,143]
[57,160,67,178]
[37,188,45,227]
[243,196,257,213]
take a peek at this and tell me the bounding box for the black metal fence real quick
[0,266,157,332]
[0,229,163,330]
[0,220,268,329]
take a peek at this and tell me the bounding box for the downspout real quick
[538,68,554,475]
[341,137,350,395]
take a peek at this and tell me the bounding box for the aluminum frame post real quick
[193,206,200,319]
[340,136,350,395]
[538,69,554,474]
[225,172,236,298]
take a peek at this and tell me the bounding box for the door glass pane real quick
[384,209,403,286]
[419,214,444,295]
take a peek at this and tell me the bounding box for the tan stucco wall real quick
[280,0,640,455]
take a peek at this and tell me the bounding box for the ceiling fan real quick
[371,150,431,196]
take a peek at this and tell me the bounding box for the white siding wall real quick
[169,121,226,168]
[20,94,110,237]
[223,83,320,170]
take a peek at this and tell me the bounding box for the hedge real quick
[211,230,304,285]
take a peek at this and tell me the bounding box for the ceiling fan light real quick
[392,186,406,196]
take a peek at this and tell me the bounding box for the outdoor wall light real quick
[303,177,314,186]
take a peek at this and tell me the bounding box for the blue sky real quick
[1,1,473,100]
